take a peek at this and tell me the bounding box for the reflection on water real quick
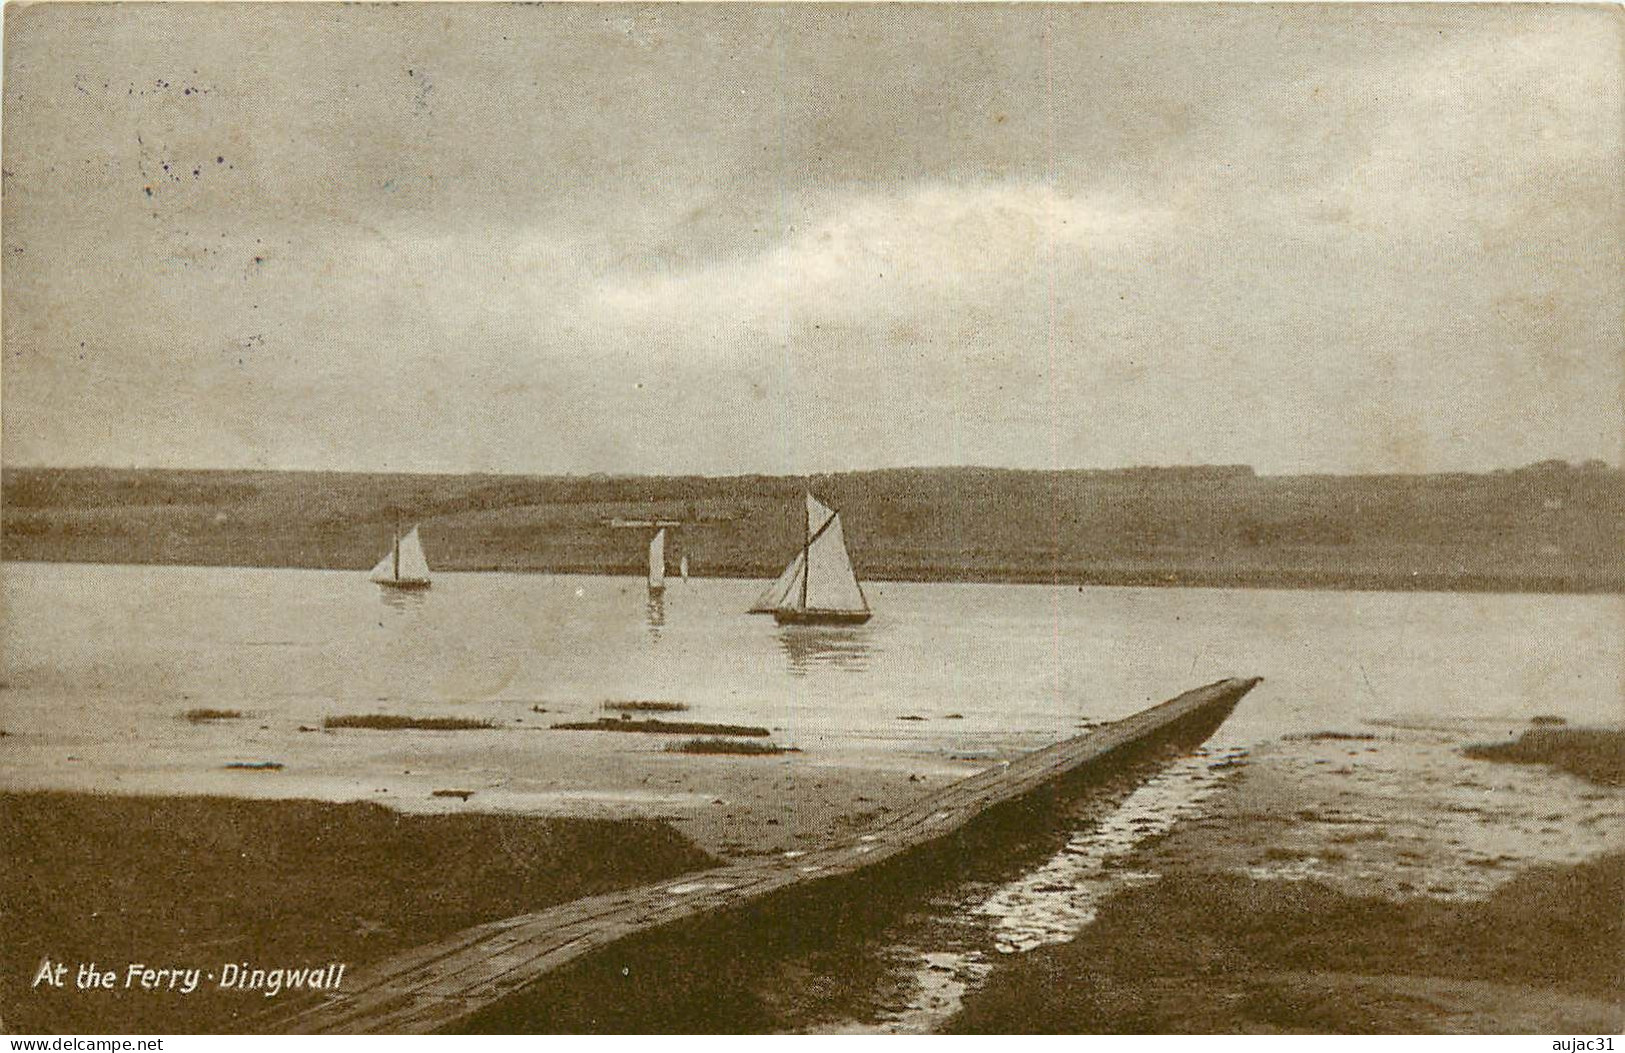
[973,743,1249,951]
[777,625,875,676]
[376,586,428,614]
[645,591,666,641]
[870,744,1249,1033]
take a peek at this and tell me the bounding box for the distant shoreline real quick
[5,463,1620,596]
[2,552,1617,596]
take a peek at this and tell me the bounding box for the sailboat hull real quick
[376,579,431,590]
[772,608,871,626]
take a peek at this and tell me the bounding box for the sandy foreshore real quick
[4,712,1620,1034]
[0,711,963,1033]
[0,692,980,863]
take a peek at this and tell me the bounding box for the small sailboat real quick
[679,553,689,581]
[751,493,871,624]
[370,524,432,589]
[648,527,667,594]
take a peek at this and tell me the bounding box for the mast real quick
[392,521,400,582]
[799,494,810,612]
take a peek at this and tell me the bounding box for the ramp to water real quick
[271,677,1261,1034]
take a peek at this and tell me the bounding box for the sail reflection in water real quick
[777,625,875,676]
[645,590,666,641]
[377,584,429,613]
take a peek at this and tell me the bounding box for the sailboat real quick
[648,527,667,594]
[679,554,689,581]
[751,494,871,625]
[370,524,432,589]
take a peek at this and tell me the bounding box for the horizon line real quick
[2,458,1619,482]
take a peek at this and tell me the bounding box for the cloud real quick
[2,4,1618,475]
[590,183,1171,351]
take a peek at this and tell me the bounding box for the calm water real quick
[4,562,1622,1030]
[3,562,1619,743]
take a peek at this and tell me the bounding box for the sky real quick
[2,3,1621,477]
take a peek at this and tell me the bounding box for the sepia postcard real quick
[1,1,1621,1040]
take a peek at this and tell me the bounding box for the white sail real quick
[368,547,398,583]
[806,493,836,536]
[648,528,666,590]
[679,554,689,580]
[750,551,805,612]
[783,511,867,614]
[780,556,807,607]
[395,526,432,583]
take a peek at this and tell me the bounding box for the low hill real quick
[2,462,1620,592]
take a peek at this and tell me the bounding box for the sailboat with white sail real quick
[370,524,432,590]
[750,494,871,624]
[648,527,667,594]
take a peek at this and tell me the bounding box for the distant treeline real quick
[2,461,1620,593]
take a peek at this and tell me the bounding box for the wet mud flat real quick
[944,722,1625,1034]
[945,852,1624,1034]
[10,703,1618,1034]
[0,685,971,863]
[456,710,1623,1035]
[443,702,1240,1033]
[0,793,715,1034]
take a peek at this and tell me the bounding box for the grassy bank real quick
[1465,728,1625,786]
[947,855,1625,1033]
[602,701,689,713]
[4,463,1620,593]
[666,738,799,755]
[552,717,772,737]
[322,714,496,731]
[0,792,716,1033]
